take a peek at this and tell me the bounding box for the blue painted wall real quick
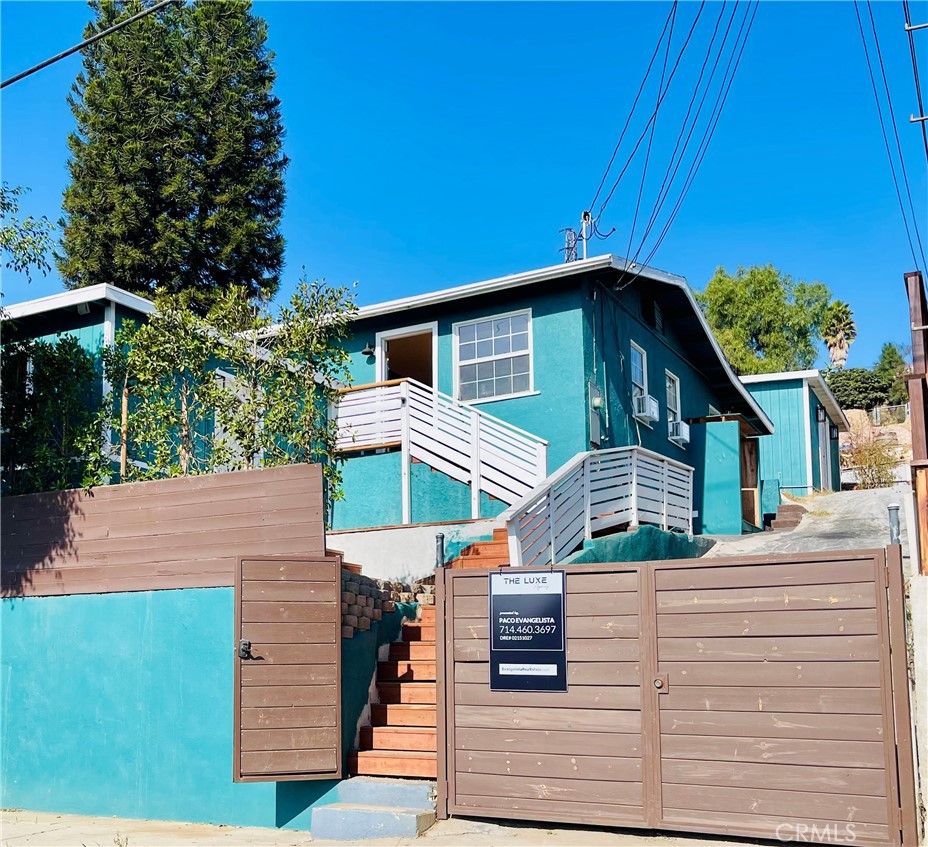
[689,420,742,535]
[744,379,810,492]
[1,589,347,829]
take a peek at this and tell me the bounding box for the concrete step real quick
[360,726,437,752]
[402,623,435,641]
[311,803,436,840]
[778,504,807,516]
[349,749,438,779]
[771,518,802,530]
[336,775,436,808]
[371,704,436,727]
[389,641,436,661]
[377,660,436,681]
[377,681,437,705]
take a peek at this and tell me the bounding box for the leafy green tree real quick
[1,184,55,284]
[106,278,355,497]
[57,0,287,310]
[697,265,833,374]
[820,300,857,370]
[826,368,889,410]
[1,336,109,494]
[873,342,909,406]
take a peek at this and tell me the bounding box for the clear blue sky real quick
[2,1,927,368]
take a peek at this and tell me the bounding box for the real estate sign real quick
[488,570,567,692]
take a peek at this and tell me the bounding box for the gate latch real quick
[238,639,253,659]
[653,673,669,693]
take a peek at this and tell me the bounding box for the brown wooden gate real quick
[233,555,342,782]
[437,548,917,846]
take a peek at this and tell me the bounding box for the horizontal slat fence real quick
[437,549,917,846]
[1,464,325,597]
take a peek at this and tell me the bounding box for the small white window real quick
[666,371,681,422]
[630,342,647,398]
[455,310,532,402]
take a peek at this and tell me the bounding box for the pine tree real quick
[57,0,287,309]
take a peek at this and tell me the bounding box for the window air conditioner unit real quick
[669,419,690,445]
[634,394,660,423]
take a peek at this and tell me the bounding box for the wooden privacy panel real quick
[652,550,912,846]
[1,464,324,597]
[440,568,648,828]
[234,555,341,782]
[438,550,917,846]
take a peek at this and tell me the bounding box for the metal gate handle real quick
[238,639,253,659]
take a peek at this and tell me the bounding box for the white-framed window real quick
[630,341,647,398]
[454,310,532,402]
[665,370,681,423]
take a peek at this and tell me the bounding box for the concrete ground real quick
[0,810,746,847]
[703,484,913,558]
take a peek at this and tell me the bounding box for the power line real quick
[638,0,758,270]
[625,2,679,260]
[853,0,924,271]
[1,0,180,90]
[632,0,736,263]
[865,0,927,270]
[615,0,758,292]
[588,2,678,213]
[903,0,928,163]
[595,0,708,223]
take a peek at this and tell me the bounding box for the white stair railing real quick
[499,446,694,567]
[334,378,548,522]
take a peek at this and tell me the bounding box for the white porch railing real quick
[334,378,548,523]
[498,446,695,567]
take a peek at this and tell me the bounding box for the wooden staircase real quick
[349,606,438,778]
[770,502,807,531]
[446,528,511,569]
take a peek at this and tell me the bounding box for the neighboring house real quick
[333,254,774,543]
[741,370,849,516]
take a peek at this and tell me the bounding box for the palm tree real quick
[821,300,857,369]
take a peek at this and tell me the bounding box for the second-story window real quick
[455,310,532,402]
[630,342,647,397]
[666,371,681,422]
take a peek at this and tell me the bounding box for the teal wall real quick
[331,449,506,530]
[745,379,842,493]
[689,420,742,535]
[744,379,809,492]
[347,282,588,474]
[1,588,404,829]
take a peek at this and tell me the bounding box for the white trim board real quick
[4,283,155,321]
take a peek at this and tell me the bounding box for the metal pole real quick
[435,533,445,569]
[888,503,901,545]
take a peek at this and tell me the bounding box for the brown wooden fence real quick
[1,463,324,597]
[436,547,917,846]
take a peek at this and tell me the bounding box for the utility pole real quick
[561,228,578,263]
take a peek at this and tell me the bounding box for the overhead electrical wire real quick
[902,0,928,164]
[853,0,925,271]
[614,0,758,291]
[625,2,679,260]
[1,0,180,89]
[636,0,759,272]
[588,2,679,214]
[865,0,927,270]
[631,0,735,262]
[594,0,709,224]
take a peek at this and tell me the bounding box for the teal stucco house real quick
[332,254,774,549]
[740,370,849,507]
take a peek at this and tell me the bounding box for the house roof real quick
[355,254,774,435]
[3,283,156,320]
[741,370,850,432]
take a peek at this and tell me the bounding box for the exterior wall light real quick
[361,343,375,358]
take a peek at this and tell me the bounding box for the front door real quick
[819,419,833,490]
[377,323,437,388]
